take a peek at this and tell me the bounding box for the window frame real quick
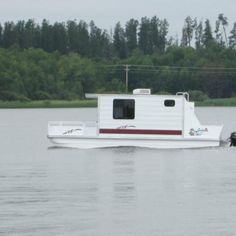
[164,99,175,107]
[113,99,135,120]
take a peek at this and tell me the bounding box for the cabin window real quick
[164,99,175,107]
[113,99,135,119]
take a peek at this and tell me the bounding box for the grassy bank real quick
[0,99,97,108]
[1,97,236,108]
[196,97,236,106]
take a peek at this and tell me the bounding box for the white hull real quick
[48,136,221,149]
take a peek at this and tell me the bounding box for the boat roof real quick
[85,93,188,100]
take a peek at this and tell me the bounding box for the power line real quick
[107,64,236,71]
[110,68,236,73]
[107,64,236,93]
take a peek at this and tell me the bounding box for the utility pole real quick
[125,64,129,93]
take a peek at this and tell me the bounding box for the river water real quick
[0,107,236,236]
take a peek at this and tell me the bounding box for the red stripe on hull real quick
[99,129,182,135]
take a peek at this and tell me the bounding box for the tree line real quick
[0,15,236,57]
[0,14,236,101]
[0,17,169,59]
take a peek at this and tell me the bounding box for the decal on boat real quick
[117,125,136,129]
[189,128,208,136]
[63,128,82,135]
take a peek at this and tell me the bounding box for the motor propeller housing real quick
[230,132,236,147]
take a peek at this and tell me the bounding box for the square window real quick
[113,99,135,119]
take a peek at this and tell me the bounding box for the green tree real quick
[41,19,54,52]
[195,21,203,49]
[181,27,188,47]
[2,22,16,48]
[202,19,214,47]
[89,21,111,59]
[181,16,196,47]
[149,16,160,52]
[15,20,26,48]
[67,20,79,52]
[33,24,41,48]
[57,53,96,97]
[52,22,68,53]
[218,13,229,47]
[113,22,127,58]
[215,19,223,46]
[67,20,89,56]
[200,71,230,98]
[125,19,139,56]
[150,16,168,52]
[138,17,152,54]
[229,23,236,49]
[24,19,36,48]
[76,21,89,56]
[0,24,2,47]
[159,19,169,52]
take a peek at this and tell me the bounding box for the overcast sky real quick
[0,0,236,38]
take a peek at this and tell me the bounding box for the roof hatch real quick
[133,88,151,95]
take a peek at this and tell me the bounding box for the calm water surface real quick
[0,107,236,236]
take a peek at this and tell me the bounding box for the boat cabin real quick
[87,89,200,138]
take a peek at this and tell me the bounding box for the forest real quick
[0,14,236,102]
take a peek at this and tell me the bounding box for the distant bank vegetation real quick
[0,14,236,104]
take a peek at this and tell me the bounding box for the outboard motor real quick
[230,132,236,146]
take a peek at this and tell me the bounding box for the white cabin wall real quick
[135,96,183,130]
[183,100,201,136]
[99,95,183,131]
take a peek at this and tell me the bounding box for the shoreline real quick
[0,100,97,109]
[0,98,236,109]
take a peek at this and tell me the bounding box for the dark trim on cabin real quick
[99,129,182,135]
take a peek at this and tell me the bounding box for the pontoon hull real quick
[48,136,221,149]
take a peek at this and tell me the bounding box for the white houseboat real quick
[48,89,223,149]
